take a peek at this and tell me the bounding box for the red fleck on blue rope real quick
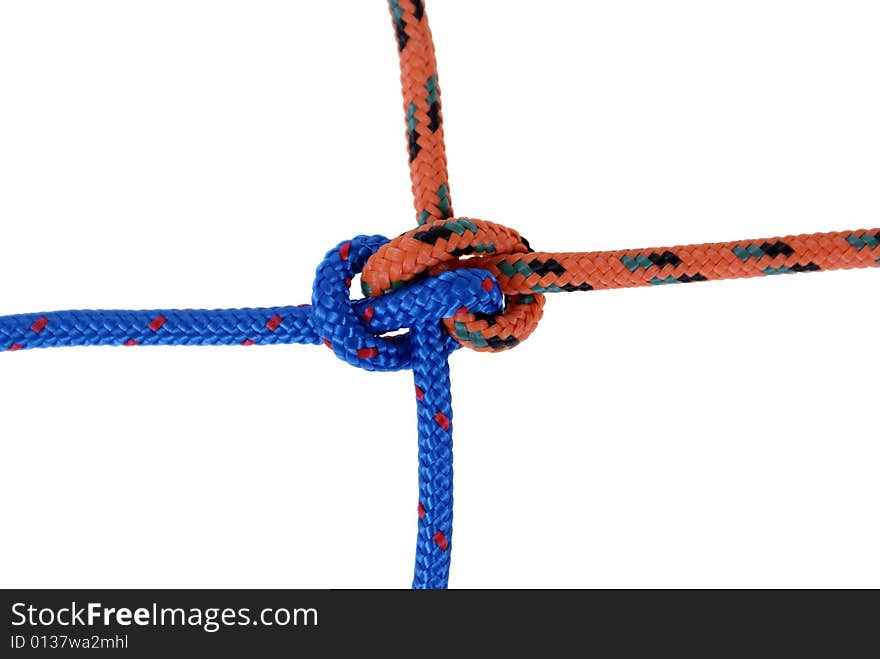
[3,1,879,589]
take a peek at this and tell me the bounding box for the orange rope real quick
[379,1,879,352]
[362,219,879,350]
[390,0,453,226]
[366,222,880,295]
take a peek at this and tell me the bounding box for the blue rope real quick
[411,320,455,588]
[0,234,504,589]
[0,306,320,349]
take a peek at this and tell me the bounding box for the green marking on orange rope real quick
[406,103,418,132]
[497,259,533,277]
[620,254,655,271]
[456,217,476,232]
[732,241,793,261]
[437,184,452,218]
[425,75,439,104]
[847,232,879,250]
[763,262,820,275]
[444,220,468,235]
[452,320,488,347]
[732,245,766,261]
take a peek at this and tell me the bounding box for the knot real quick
[311,235,505,371]
[361,218,545,351]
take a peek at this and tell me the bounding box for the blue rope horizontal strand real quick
[0,306,321,351]
[1,251,500,361]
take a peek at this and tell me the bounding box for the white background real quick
[1,1,877,588]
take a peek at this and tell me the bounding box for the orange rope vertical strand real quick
[389,0,454,225]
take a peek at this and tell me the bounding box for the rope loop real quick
[310,234,506,371]
[361,218,546,351]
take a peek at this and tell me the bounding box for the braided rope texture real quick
[0,238,506,363]
[410,321,455,588]
[2,0,878,589]
[363,221,880,350]
[389,0,452,226]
